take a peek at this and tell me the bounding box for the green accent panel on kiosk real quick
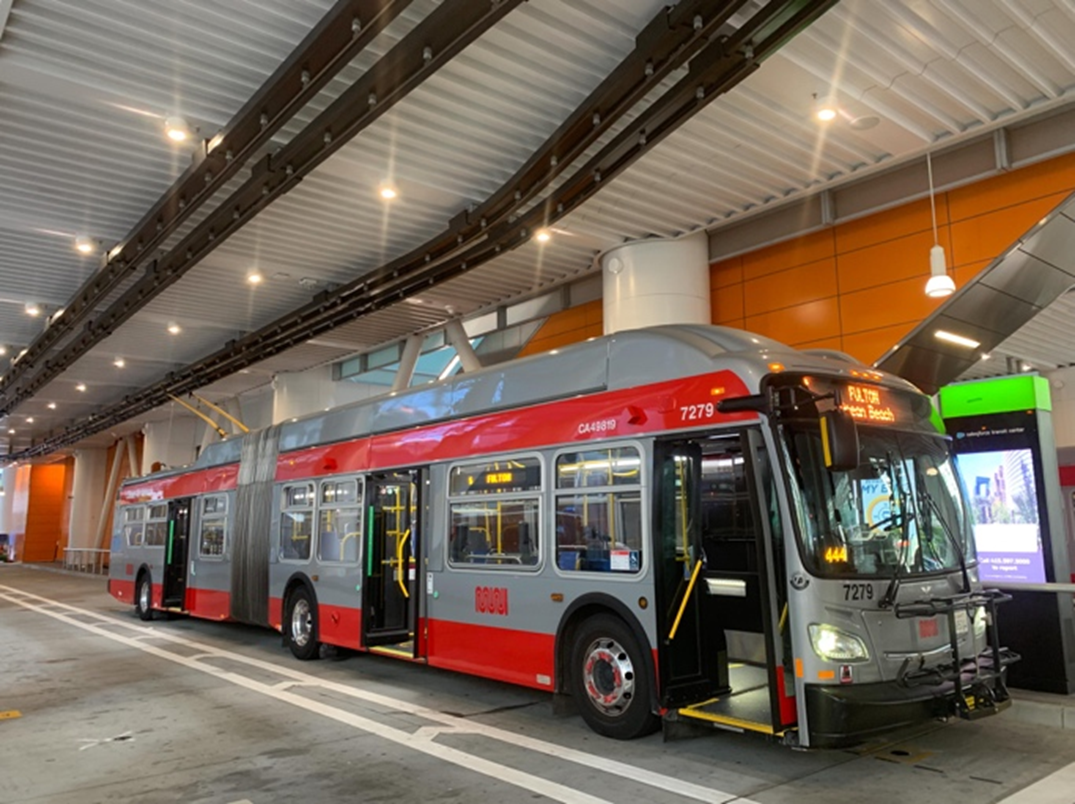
[939,375,1051,418]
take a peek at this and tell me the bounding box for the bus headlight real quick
[809,623,870,663]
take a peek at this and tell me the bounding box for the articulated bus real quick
[108,325,1015,748]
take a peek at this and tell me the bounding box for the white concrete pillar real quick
[142,418,201,474]
[445,319,482,373]
[599,233,710,335]
[0,465,17,538]
[273,366,385,424]
[68,448,108,550]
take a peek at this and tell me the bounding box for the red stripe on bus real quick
[269,597,283,631]
[109,578,135,603]
[119,463,240,504]
[426,618,555,691]
[184,587,231,620]
[318,604,362,650]
[775,668,797,725]
[277,370,753,481]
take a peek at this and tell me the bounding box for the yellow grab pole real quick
[668,559,703,641]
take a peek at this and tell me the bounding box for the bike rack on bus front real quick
[892,590,1020,720]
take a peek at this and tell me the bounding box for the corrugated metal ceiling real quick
[2,0,1075,454]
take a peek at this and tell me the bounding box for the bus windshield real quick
[782,423,975,580]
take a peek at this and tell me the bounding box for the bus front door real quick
[162,497,192,609]
[660,432,797,738]
[363,471,421,651]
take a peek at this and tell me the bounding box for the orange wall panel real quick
[741,231,835,280]
[712,285,744,324]
[517,300,603,358]
[22,464,69,563]
[711,257,743,288]
[839,275,947,335]
[841,323,917,366]
[836,229,942,295]
[745,297,841,346]
[947,152,1075,222]
[744,257,838,317]
[948,192,1068,267]
[836,197,949,255]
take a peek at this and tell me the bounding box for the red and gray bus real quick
[108,324,1014,748]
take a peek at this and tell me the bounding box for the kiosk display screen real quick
[955,448,1046,583]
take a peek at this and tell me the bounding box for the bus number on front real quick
[680,403,716,422]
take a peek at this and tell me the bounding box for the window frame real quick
[198,493,229,560]
[123,505,146,548]
[144,503,169,547]
[279,482,316,564]
[552,441,647,578]
[445,453,544,572]
[316,476,364,566]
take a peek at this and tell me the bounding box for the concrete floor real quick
[2,565,1074,804]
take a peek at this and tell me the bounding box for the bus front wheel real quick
[286,587,320,661]
[135,573,154,621]
[569,614,659,739]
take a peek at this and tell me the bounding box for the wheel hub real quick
[291,598,312,647]
[582,637,635,716]
[139,580,150,611]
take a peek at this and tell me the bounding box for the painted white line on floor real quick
[996,761,1075,804]
[1,586,757,804]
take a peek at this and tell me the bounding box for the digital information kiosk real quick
[940,375,1075,694]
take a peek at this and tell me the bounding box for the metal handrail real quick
[63,547,110,575]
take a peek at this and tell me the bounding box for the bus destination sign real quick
[841,384,897,424]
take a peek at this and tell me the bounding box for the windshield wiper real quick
[917,479,971,593]
[879,452,915,609]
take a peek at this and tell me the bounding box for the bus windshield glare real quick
[783,424,975,579]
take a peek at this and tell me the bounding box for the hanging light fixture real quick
[925,151,955,298]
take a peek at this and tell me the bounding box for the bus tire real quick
[569,613,659,740]
[135,573,154,621]
[285,586,320,661]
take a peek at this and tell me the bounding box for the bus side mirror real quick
[820,408,859,471]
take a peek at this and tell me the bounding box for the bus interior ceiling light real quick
[934,330,980,349]
[924,151,955,298]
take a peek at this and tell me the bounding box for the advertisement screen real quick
[956,448,1046,583]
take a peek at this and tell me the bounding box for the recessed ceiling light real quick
[113,357,126,368]
[164,116,191,142]
[25,302,41,317]
[167,322,181,335]
[379,184,398,200]
[76,382,87,392]
[535,229,552,243]
[813,94,839,123]
[47,402,56,410]
[0,346,7,356]
[934,330,980,349]
[7,429,13,435]
[247,271,263,285]
[74,236,95,255]
[25,417,33,424]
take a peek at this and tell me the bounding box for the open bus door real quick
[162,497,192,609]
[363,470,422,653]
[660,431,797,740]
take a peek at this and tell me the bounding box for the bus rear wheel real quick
[286,587,320,661]
[135,573,154,621]
[570,614,659,739]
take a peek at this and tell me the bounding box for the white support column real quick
[0,464,16,537]
[68,448,108,550]
[599,232,710,335]
[445,318,482,373]
[142,418,201,474]
[124,435,140,478]
[392,334,424,392]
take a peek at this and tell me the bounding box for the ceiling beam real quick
[4,0,840,461]
[0,0,414,411]
[0,0,523,416]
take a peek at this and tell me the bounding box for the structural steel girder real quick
[8,0,840,460]
[0,0,413,410]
